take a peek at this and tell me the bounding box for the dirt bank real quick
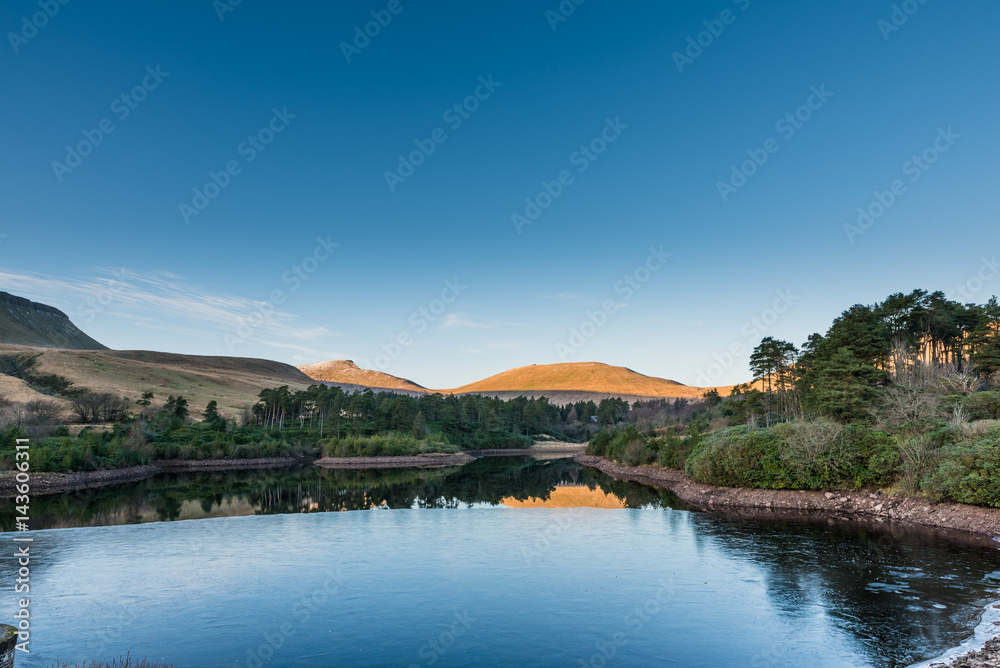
[152,457,305,472]
[465,443,587,457]
[0,465,162,497]
[314,453,475,469]
[576,456,1000,539]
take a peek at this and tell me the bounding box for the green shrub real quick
[923,435,1000,506]
[323,434,458,458]
[683,424,898,490]
[655,432,693,470]
[963,392,1000,421]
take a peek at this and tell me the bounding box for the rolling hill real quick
[296,360,427,395]
[0,290,737,414]
[445,362,719,400]
[0,291,107,349]
[296,360,733,405]
[0,344,314,415]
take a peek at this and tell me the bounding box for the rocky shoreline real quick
[314,453,476,469]
[576,455,1000,667]
[152,457,304,471]
[576,455,1000,538]
[0,465,162,497]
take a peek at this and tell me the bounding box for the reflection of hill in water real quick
[0,457,689,530]
[501,486,626,509]
[687,513,1000,666]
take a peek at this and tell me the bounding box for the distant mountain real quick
[296,360,732,404]
[0,291,107,350]
[446,362,721,401]
[296,360,428,394]
[0,292,315,413]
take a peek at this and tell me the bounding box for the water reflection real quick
[0,457,689,530]
[689,513,1000,666]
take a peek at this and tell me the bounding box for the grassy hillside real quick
[0,291,107,349]
[296,360,735,404]
[296,360,427,393]
[0,345,313,416]
[445,362,730,400]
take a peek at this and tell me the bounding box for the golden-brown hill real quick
[297,360,737,404]
[296,360,426,394]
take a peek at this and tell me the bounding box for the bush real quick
[323,434,459,458]
[656,432,693,470]
[963,392,1000,421]
[683,423,898,490]
[923,435,1000,507]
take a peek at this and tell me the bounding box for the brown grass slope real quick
[296,360,428,393]
[0,291,107,349]
[0,344,314,416]
[297,360,736,404]
[444,362,730,400]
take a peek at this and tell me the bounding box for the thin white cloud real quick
[0,267,337,347]
[441,313,492,329]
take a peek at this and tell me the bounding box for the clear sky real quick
[1,0,998,389]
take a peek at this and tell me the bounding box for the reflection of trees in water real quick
[5,461,1000,665]
[2,458,669,529]
[687,514,1000,666]
[589,475,692,510]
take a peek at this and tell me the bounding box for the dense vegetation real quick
[590,290,1000,508]
[0,383,614,472]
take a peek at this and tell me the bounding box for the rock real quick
[875,504,884,512]
[839,497,850,503]
[825,492,835,500]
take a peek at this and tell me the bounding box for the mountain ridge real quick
[0,291,107,350]
[297,360,733,402]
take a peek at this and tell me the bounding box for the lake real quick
[2,457,999,667]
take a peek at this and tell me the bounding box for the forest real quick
[0,380,628,472]
[590,290,1000,507]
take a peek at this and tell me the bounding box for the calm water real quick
[2,458,1000,667]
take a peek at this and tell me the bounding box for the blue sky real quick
[1,0,998,389]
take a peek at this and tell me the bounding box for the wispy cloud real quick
[441,313,492,329]
[542,292,584,301]
[0,267,335,346]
